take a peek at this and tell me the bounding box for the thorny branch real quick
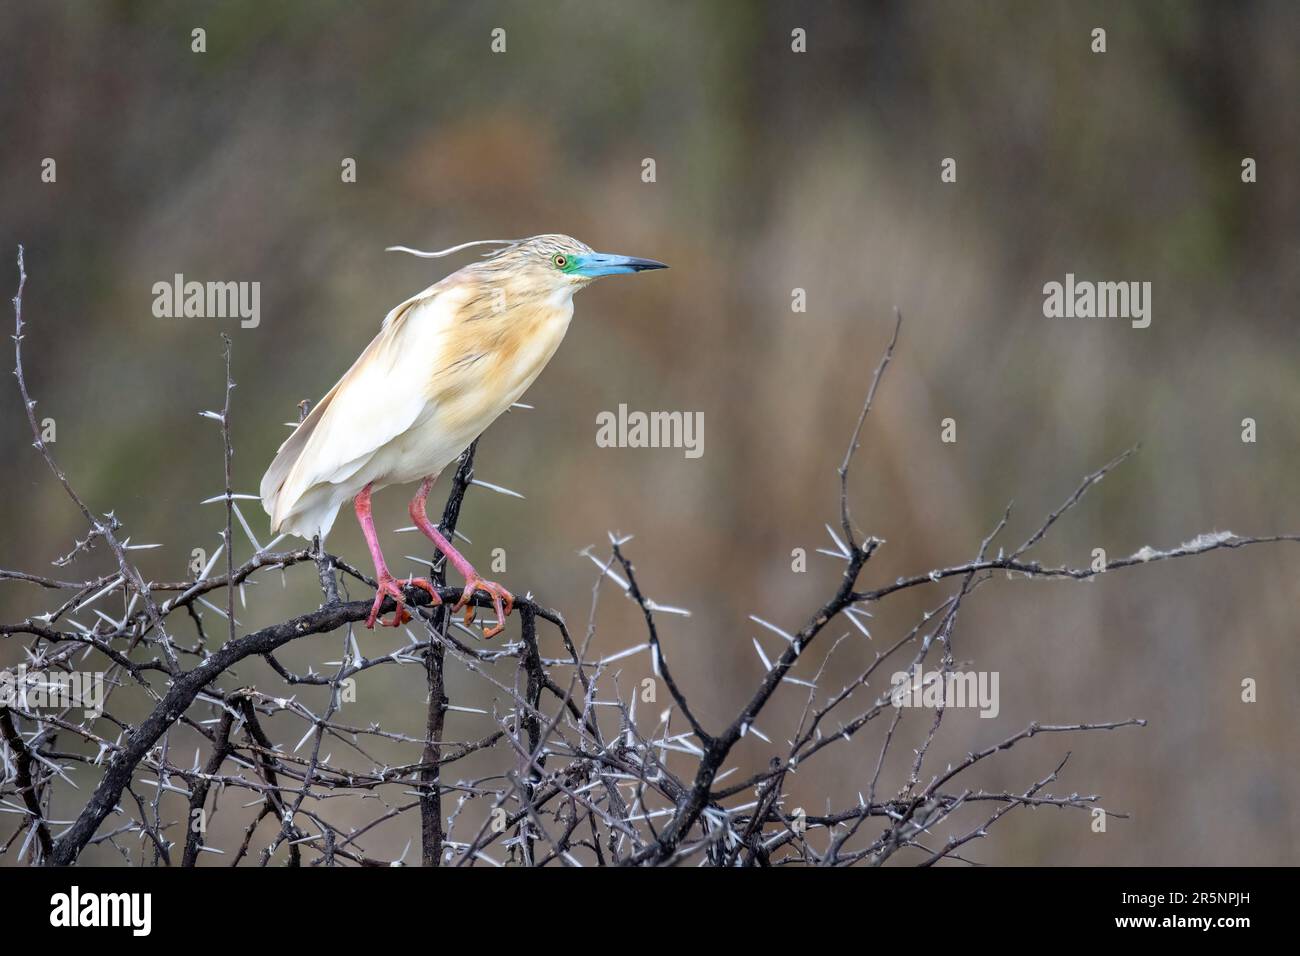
[3,245,1297,866]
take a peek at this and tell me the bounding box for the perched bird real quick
[260,234,666,636]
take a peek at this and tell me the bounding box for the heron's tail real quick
[260,396,337,539]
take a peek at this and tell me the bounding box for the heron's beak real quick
[573,252,668,277]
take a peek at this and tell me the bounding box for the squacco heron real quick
[260,234,666,636]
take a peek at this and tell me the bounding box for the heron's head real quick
[488,234,667,293]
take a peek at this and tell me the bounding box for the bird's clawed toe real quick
[366,575,441,628]
[454,578,514,638]
[366,579,409,628]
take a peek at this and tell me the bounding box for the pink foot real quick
[366,574,440,629]
[454,577,514,639]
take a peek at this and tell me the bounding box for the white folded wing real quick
[260,286,451,539]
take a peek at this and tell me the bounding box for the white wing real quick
[260,286,453,534]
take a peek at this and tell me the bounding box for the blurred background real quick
[1,0,1297,865]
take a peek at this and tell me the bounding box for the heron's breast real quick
[431,298,574,437]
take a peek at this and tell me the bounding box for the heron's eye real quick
[553,254,567,269]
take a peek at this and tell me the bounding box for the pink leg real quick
[409,476,514,638]
[354,483,440,628]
